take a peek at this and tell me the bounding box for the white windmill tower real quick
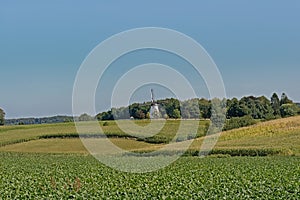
[150,89,160,119]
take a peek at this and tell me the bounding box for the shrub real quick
[280,103,298,117]
[223,115,257,131]
[102,121,109,126]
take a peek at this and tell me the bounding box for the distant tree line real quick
[3,114,97,125]
[96,98,210,120]
[96,93,300,121]
[1,92,299,127]
[4,115,74,125]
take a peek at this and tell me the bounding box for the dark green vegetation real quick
[0,153,299,199]
[223,115,258,131]
[0,107,5,126]
[97,93,299,131]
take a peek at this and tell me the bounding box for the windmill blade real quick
[151,89,155,103]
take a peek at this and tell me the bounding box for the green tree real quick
[198,98,211,119]
[280,104,298,117]
[78,113,93,121]
[0,108,5,126]
[181,98,200,119]
[225,96,275,120]
[256,96,275,120]
[210,98,227,132]
[188,99,200,118]
[271,93,281,117]
[128,103,149,119]
[227,98,249,118]
[172,109,181,119]
[96,111,113,120]
[223,115,257,131]
[158,98,180,119]
[280,93,293,105]
[135,110,145,119]
[111,107,130,120]
[240,96,257,118]
[146,112,150,119]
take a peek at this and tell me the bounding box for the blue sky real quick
[0,1,299,118]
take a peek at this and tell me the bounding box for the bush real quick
[223,115,257,131]
[210,148,281,156]
[182,148,281,157]
[143,136,169,144]
[280,103,298,117]
[102,121,109,126]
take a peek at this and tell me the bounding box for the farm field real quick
[0,116,299,155]
[0,120,209,147]
[0,153,299,199]
[0,138,158,154]
[188,116,300,155]
[0,116,299,198]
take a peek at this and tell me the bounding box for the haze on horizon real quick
[1,1,299,118]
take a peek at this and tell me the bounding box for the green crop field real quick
[0,116,300,198]
[188,116,300,156]
[0,120,209,147]
[1,116,300,155]
[0,153,299,199]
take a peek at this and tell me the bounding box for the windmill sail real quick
[151,89,155,104]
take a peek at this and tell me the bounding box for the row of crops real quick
[0,152,299,199]
[0,120,210,147]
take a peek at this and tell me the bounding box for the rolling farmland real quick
[0,116,299,198]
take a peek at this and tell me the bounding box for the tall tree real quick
[0,108,5,126]
[198,98,211,119]
[256,96,275,120]
[280,93,293,105]
[226,98,249,118]
[181,98,200,119]
[271,93,280,116]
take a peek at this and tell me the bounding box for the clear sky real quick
[1,1,299,118]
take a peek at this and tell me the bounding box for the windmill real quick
[150,89,160,119]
